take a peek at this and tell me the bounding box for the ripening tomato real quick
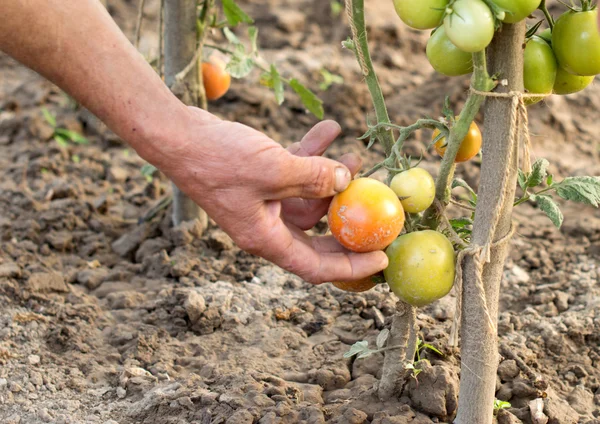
[393,0,449,30]
[384,230,455,307]
[332,273,385,293]
[553,67,595,94]
[433,120,482,163]
[390,168,436,214]
[444,0,495,53]
[552,9,600,76]
[328,178,405,253]
[490,0,541,23]
[523,35,557,105]
[426,26,473,76]
[201,57,231,100]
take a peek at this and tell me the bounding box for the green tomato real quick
[384,230,455,307]
[538,28,552,44]
[393,0,449,30]
[444,0,495,53]
[553,67,595,95]
[390,168,436,214]
[490,0,541,23]
[523,35,557,105]
[426,26,473,76]
[552,9,600,76]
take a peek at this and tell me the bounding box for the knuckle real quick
[302,162,333,198]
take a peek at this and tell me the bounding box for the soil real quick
[1,0,600,423]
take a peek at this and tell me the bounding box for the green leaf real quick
[554,176,600,207]
[343,340,369,358]
[248,26,258,54]
[450,218,472,229]
[526,158,549,188]
[53,134,68,148]
[55,128,88,144]
[270,65,284,105]
[420,343,443,356]
[140,163,158,178]
[223,27,241,45]
[289,79,324,119]
[226,46,255,79]
[546,174,554,186]
[517,169,527,191]
[494,399,512,411]
[221,0,254,26]
[71,154,80,164]
[531,194,564,228]
[41,108,56,128]
[452,178,478,202]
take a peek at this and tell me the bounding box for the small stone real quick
[567,385,594,416]
[544,388,580,424]
[29,371,43,386]
[512,265,531,284]
[6,414,21,424]
[0,262,21,278]
[107,166,129,183]
[26,272,69,293]
[207,229,235,251]
[38,408,53,423]
[112,223,154,257]
[135,238,171,263]
[116,387,126,398]
[496,383,513,402]
[497,409,523,424]
[335,408,368,424]
[275,9,305,32]
[76,268,109,290]
[45,231,73,251]
[226,410,254,424]
[498,360,520,382]
[0,378,7,390]
[28,354,41,365]
[554,292,570,312]
[170,219,207,246]
[360,307,386,329]
[9,381,22,393]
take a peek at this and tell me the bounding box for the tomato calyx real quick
[561,0,596,12]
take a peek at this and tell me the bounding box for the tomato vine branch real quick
[538,0,555,31]
[345,0,395,156]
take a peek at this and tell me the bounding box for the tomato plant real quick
[433,120,482,163]
[552,9,600,76]
[393,0,449,30]
[384,230,455,307]
[328,178,405,253]
[444,0,495,53]
[491,0,541,23]
[426,26,473,76]
[390,168,436,214]
[202,57,231,101]
[523,35,557,104]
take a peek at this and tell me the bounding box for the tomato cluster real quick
[396,0,597,99]
[328,172,456,307]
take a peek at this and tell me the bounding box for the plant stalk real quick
[455,22,526,424]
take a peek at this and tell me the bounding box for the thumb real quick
[271,154,352,200]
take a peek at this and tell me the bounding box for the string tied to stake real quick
[449,86,535,347]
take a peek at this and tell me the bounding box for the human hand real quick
[155,107,389,284]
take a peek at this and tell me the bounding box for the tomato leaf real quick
[517,169,527,191]
[376,329,390,349]
[450,217,472,229]
[289,79,324,119]
[526,158,549,188]
[531,194,564,228]
[269,65,284,105]
[221,0,254,26]
[420,343,443,356]
[248,26,258,54]
[53,134,68,148]
[554,176,600,207]
[343,340,370,358]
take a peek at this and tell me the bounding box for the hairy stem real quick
[539,0,554,30]
[347,0,394,155]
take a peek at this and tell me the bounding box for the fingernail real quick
[335,167,351,192]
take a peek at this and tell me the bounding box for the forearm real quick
[0,0,204,165]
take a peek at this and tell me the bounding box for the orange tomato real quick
[201,57,231,101]
[328,178,405,253]
[433,121,482,163]
[332,273,385,293]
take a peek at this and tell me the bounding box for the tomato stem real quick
[423,50,494,229]
[538,0,555,31]
[346,0,395,156]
